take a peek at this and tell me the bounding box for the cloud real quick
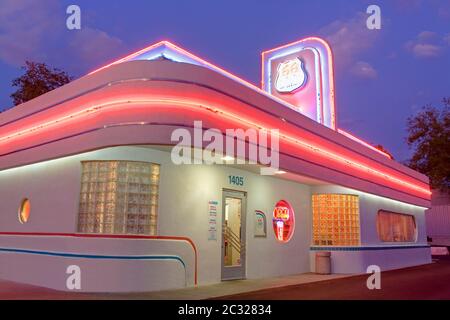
[319,12,380,67]
[0,0,60,65]
[411,44,442,58]
[417,31,438,42]
[0,0,125,74]
[438,3,450,20]
[350,61,377,79]
[405,31,447,58]
[444,33,450,46]
[68,28,124,67]
[393,0,423,11]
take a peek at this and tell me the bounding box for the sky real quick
[0,0,449,161]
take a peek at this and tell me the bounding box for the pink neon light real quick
[87,39,393,170]
[88,40,304,114]
[0,95,430,197]
[88,41,167,75]
[0,231,198,285]
[338,129,392,159]
[272,200,295,242]
[261,37,337,130]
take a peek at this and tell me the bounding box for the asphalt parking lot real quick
[216,256,450,300]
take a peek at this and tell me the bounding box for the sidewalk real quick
[0,273,354,300]
[136,273,354,300]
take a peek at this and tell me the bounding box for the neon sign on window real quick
[272,200,295,242]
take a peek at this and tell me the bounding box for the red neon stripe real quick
[337,129,392,159]
[0,231,198,285]
[86,37,385,167]
[89,41,169,75]
[0,96,430,197]
[88,40,303,113]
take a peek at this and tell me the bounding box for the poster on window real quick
[254,210,267,237]
[208,200,219,240]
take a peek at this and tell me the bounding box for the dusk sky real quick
[0,0,449,161]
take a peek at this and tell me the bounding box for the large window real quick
[78,161,160,235]
[376,210,416,242]
[312,194,360,246]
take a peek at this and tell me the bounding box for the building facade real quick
[426,189,450,247]
[0,39,431,292]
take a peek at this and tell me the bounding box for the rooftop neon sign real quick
[262,37,337,130]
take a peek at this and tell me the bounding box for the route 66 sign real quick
[275,58,307,93]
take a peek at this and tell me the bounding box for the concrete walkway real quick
[0,273,353,300]
[136,273,354,300]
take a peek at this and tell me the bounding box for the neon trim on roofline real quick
[338,129,392,159]
[88,39,389,158]
[0,96,430,197]
[88,40,303,114]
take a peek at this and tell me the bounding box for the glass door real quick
[221,189,246,280]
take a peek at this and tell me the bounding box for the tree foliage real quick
[10,61,72,106]
[406,98,450,191]
[374,144,394,159]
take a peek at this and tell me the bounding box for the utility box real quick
[315,251,331,274]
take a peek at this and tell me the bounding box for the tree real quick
[10,61,72,106]
[406,98,450,191]
[374,144,394,159]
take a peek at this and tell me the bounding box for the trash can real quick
[315,251,331,274]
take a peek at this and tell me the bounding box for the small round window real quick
[18,198,30,224]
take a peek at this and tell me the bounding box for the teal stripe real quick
[310,245,430,251]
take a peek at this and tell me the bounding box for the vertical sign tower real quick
[262,37,337,130]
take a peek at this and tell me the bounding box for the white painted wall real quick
[0,146,313,290]
[0,146,431,291]
[0,238,189,292]
[309,247,431,274]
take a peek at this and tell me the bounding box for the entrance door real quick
[221,189,247,280]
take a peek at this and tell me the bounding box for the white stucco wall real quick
[0,146,313,290]
[0,146,431,291]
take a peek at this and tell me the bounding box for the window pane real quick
[77,160,160,235]
[312,194,360,246]
[376,210,416,242]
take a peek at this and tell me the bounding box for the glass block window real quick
[377,210,416,242]
[312,194,360,246]
[78,161,160,235]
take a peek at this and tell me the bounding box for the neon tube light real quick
[262,37,337,130]
[88,41,311,115]
[0,96,430,197]
[338,129,392,159]
[87,39,392,164]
